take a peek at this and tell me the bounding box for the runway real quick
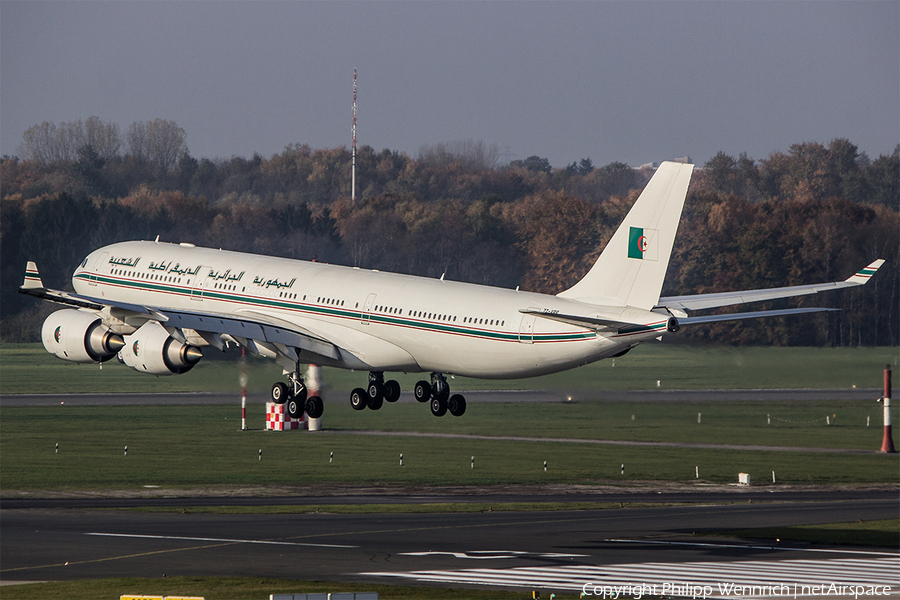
[2,497,897,594]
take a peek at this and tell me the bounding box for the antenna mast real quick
[352,68,357,201]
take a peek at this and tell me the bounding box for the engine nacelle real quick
[42,309,124,364]
[666,317,680,333]
[119,321,203,376]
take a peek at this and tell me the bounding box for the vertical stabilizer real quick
[557,161,694,309]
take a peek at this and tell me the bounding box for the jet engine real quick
[119,321,203,376]
[42,309,125,363]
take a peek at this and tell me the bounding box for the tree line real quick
[2,117,897,347]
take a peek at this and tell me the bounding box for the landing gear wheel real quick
[286,397,304,419]
[430,395,447,417]
[448,394,466,417]
[367,381,384,403]
[414,380,431,403]
[384,380,401,403]
[305,396,324,419]
[350,388,367,411]
[271,382,289,404]
[367,393,384,411]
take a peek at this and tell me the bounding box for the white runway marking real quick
[606,539,899,557]
[400,550,587,560]
[87,532,355,549]
[367,557,900,597]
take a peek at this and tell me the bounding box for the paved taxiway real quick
[0,388,882,407]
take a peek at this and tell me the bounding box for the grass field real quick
[718,519,900,548]
[2,399,898,491]
[2,344,899,491]
[1,343,898,395]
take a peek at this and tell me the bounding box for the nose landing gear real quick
[270,361,324,420]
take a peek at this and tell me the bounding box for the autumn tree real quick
[126,119,188,172]
[82,116,122,161]
[417,140,499,171]
[515,191,602,293]
[19,120,84,165]
[510,155,552,174]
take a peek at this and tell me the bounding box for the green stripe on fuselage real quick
[75,273,594,344]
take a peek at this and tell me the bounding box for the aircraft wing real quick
[656,260,884,317]
[677,307,839,325]
[18,261,343,364]
[146,308,343,362]
[18,262,106,310]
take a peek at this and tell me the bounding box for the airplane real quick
[19,161,884,419]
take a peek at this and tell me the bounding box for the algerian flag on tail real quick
[627,227,645,259]
[627,227,658,261]
[557,161,694,310]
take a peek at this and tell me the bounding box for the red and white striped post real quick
[240,347,248,431]
[879,365,895,453]
[241,385,247,431]
[307,363,322,431]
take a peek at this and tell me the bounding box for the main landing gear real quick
[271,363,324,420]
[416,372,467,417]
[350,372,466,417]
[350,372,401,411]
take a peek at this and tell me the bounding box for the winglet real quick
[845,259,884,285]
[22,261,44,289]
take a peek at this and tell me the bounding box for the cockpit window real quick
[81,258,89,268]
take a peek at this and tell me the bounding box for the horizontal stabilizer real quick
[520,308,639,332]
[520,307,676,335]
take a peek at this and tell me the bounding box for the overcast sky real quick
[2,1,897,169]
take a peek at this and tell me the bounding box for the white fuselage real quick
[73,241,666,379]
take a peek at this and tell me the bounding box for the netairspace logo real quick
[579,582,894,599]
